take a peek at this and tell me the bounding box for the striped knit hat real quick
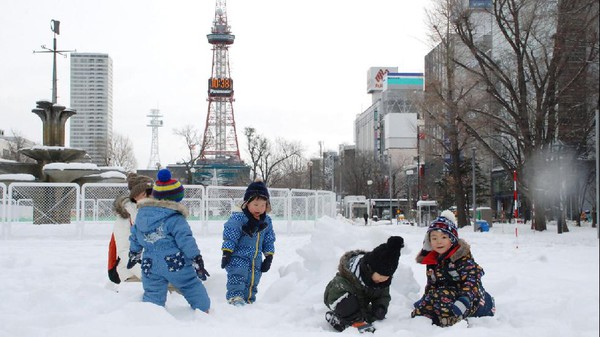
[152,169,184,202]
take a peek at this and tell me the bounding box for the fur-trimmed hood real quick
[337,249,368,281]
[113,195,131,218]
[137,198,189,218]
[416,239,471,264]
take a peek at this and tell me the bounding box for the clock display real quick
[208,77,233,97]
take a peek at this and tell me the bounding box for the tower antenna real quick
[200,0,241,161]
[147,108,163,169]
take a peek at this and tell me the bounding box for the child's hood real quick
[135,198,189,231]
[416,239,471,264]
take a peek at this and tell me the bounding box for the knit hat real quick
[243,178,270,202]
[152,169,184,202]
[126,172,153,199]
[427,210,459,244]
[362,236,404,276]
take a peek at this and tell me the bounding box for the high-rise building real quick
[69,53,113,165]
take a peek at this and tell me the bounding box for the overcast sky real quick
[0,0,431,169]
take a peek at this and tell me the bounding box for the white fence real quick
[0,182,336,239]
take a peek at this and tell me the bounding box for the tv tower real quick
[200,0,241,161]
[146,108,163,169]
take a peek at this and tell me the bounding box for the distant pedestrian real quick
[363,213,368,225]
[220,178,276,306]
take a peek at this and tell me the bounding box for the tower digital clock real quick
[208,77,233,97]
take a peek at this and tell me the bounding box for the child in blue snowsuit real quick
[128,169,211,312]
[220,179,276,306]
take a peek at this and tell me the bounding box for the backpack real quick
[108,233,121,284]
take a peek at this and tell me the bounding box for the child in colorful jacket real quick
[324,236,405,333]
[220,179,276,306]
[411,210,495,327]
[127,169,210,312]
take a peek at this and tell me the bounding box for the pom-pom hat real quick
[152,169,184,202]
[243,178,270,202]
[362,236,404,276]
[126,172,153,199]
[427,209,459,244]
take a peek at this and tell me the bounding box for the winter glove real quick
[126,251,142,269]
[371,305,387,321]
[221,250,232,269]
[260,254,273,273]
[192,255,210,281]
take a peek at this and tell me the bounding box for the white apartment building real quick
[69,53,113,165]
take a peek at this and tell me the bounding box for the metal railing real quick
[0,182,336,238]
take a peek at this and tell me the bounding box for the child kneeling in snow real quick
[411,210,495,327]
[323,236,404,333]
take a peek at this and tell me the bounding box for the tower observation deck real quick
[201,0,241,161]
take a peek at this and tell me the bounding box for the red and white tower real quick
[201,0,241,161]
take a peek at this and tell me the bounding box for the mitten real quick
[221,250,232,269]
[260,254,273,273]
[422,232,432,251]
[371,305,387,321]
[192,255,210,281]
[126,251,141,269]
[451,296,470,318]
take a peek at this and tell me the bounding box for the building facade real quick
[69,53,113,165]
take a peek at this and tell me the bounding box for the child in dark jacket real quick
[220,179,276,306]
[411,210,495,327]
[323,236,405,333]
[127,169,211,312]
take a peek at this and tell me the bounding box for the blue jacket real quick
[222,210,276,267]
[130,198,200,272]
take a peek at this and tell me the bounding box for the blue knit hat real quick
[243,178,269,202]
[152,169,184,202]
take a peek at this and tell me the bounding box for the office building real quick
[69,53,113,165]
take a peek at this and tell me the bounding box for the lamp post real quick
[189,167,196,185]
[472,147,477,231]
[308,161,313,190]
[406,170,414,217]
[367,179,373,219]
[387,154,393,224]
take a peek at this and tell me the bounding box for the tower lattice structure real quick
[147,108,163,169]
[200,0,241,161]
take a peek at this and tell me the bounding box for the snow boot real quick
[325,311,349,332]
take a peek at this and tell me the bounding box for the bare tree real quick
[174,125,206,184]
[244,127,268,181]
[243,127,303,186]
[106,133,137,171]
[6,129,36,163]
[445,0,598,230]
[421,0,484,227]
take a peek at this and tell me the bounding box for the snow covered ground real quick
[0,216,598,337]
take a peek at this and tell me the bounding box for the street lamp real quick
[189,167,196,185]
[308,161,313,190]
[406,170,414,216]
[367,180,373,219]
[472,147,477,231]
